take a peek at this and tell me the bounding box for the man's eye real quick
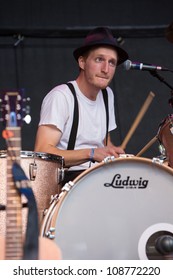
[95,57,103,62]
[109,61,116,67]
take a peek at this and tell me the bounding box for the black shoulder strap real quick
[66,82,79,150]
[102,89,109,145]
[66,83,109,149]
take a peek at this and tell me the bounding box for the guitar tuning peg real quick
[17,95,21,100]
[26,105,30,114]
[22,95,31,124]
[23,96,31,102]
[16,104,21,110]
[23,114,31,124]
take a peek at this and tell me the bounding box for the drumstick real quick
[121,91,155,150]
[136,135,158,157]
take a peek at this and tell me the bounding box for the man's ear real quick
[78,56,85,70]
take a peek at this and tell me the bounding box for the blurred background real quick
[0,0,173,159]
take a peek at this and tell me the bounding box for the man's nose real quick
[101,61,109,73]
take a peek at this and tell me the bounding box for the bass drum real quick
[41,156,173,260]
[0,151,64,236]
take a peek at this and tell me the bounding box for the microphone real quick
[123,59,170,72]
[155,235,173,255]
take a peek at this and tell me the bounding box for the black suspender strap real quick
[102,89,109,145]
[66,82,109,150]
[66,83,79,150]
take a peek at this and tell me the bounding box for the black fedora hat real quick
[73,27,129,65]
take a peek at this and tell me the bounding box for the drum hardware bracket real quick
[29,162,37,181]
[57,167,66,183]
[103,154,135,164]
[57,157,66,183]
[158,144,166,156]
[43,207,48,217]
[53,181,74,204]
[45,227,55,240]
[61,181,74,192]
[119,153,134,158]
[152,156,167,165]
[49,193,59,205]
[103,156,115,163]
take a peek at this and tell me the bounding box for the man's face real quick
[80,46,118,89]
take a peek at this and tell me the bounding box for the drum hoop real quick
[72,156,173,183]
[40,195,59,237]
[0,150,63,163]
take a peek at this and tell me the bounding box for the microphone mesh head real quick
[123,60,131,70]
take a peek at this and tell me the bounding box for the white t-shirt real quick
[39,80,117,170]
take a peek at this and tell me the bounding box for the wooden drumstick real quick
[121,91,155,150]
[136,135,158,157]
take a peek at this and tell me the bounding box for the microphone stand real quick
[149,70,173,108]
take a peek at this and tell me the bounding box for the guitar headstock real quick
[0,89,31,128]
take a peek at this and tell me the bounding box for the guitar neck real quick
[5,127,23,260]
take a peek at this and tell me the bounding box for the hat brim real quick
[73,42,128,65]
